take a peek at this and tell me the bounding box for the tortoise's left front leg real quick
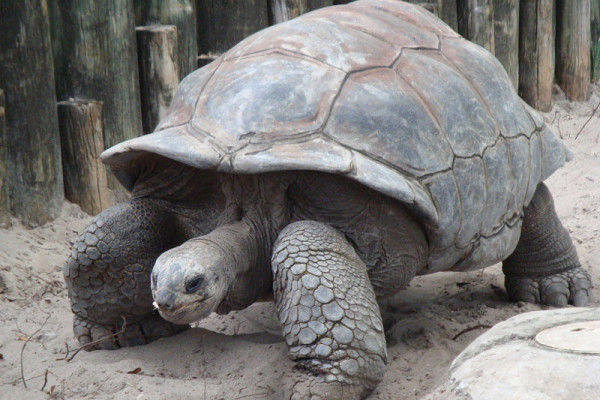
[272,221,386,400]
[503,183,592,306]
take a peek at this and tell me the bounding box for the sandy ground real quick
[0,85,599,400]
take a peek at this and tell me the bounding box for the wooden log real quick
[592,0,600,81]
[134,0,197,80]
[268,0,331,24]
[269,0,308,24]
[439,0,458,31]
[197,0,269,54]
[0,0,64,227]
[457,0,495,54]
[556,0,590,101]
[493,0,519,89]
[58,100,110,215]
[408,1,440,16]
[49,0,142,197]
[518,0,554,111]
[307,1,334,10]
[197,54,220,69]
[136,25,180,134]
[406,1,459,32]
[0,89,10,228]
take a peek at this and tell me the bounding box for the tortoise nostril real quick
[185,275,205,294]
[157,300,172,311]
[154,291,176,311]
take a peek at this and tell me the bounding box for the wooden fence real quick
[0,0,595,226]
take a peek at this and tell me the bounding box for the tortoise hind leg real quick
[502,183,592,307]
[64,198,202,350]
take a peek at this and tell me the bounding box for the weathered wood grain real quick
[0,0,64,227]
[556,0,590,101]
[197,0,269,54]
[58,100,110,215]
[457,0,495,54]
[136,25,180,134]
[134,0,197,80]
[519,0,554,111]
[49,0,142,197]
[0,89,9,228]
[493,0,519,88]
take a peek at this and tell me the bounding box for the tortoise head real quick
[151,238,231,324]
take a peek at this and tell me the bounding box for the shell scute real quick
[394,49,498,158]
[156,60,221,131]
[326,68,453,177]
[453,157,487,249]
[193,54,345,148]
[441,37,534,138]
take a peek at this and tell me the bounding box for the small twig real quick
[40,369,49,392]
[550,110,560,125]
[234,392,270,400]
[63,343,70,360]
[31,244,59,251]
[575,99,600,140]
[556,114,563,139]
[31,273,57,287]
[20,314,52,388]
[452,324,491,341]
[59,317,126,362]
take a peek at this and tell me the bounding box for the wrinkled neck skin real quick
[151,172,291,324]
[213,174,290,314]
[214,173,290,312]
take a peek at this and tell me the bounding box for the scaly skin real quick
[64,198,212,349]
[503,183,592,306]
[65,171,592,400]
[272,221,387,400]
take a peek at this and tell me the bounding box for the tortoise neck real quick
[216,173,291,312]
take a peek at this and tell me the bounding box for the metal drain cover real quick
[535,320,600,354]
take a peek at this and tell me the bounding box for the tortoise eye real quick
[185,275,205,294]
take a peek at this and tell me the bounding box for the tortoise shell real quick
[102,0,571,273]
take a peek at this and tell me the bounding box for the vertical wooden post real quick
[136,25,180,134]
[269,0,334,25]
[197,0,269,55]
[0,90,10,228]
[406,1,440,16]
[457,0,495,54]
[49,0,142,198]
[439,0,459,32]
[592,0,600,81]
[58,100,110,215]
[134,0,197,80]
[0,0,64,227]
[556,0,590,101]
[492,0,519,89]
[307,1,334,10]
[518,0,554,111]
[269,0,308,24]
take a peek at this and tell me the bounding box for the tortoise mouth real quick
[154,295,217,324]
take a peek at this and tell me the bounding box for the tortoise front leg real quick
[64,198,211,350]
[272,221,386,400]
[503,183,592,306]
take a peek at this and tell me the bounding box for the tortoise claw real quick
[505,267,592,307]
[73,313,189,351]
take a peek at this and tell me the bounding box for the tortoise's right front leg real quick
[272,221,387,400]
[64,198,196,350]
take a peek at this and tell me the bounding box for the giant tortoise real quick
[64,0,592,398]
